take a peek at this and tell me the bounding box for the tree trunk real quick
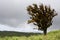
[43,28,47,35]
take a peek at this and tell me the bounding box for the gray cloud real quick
[0,0,60,28]
[0,0,29,26]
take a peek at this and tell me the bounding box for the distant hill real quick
[0,31,42,37]
[0,30,60,40]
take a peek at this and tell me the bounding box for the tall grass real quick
[0,30,60,40]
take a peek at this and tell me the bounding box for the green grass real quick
[0,30,60,40]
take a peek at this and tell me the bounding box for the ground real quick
[0,30,60,40]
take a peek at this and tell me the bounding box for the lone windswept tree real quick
[27,4,57,35]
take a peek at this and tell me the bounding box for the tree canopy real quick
[27,4,57,35]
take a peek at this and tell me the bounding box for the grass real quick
[0,30,60,40]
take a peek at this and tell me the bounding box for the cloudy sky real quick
[0,0,60,32]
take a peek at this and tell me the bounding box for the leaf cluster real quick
[27,4,57,30]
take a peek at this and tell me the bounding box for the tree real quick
[27,4,57,35]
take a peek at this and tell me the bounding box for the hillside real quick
[0,30,60,40]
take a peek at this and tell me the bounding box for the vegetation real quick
[0,30,60,40]
[27,4,57,35]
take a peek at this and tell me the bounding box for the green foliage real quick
[27,4,57,30]
[0,30,60,40]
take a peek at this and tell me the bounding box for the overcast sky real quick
[0,0,60,32]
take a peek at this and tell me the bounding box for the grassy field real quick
[0,30,60,40]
